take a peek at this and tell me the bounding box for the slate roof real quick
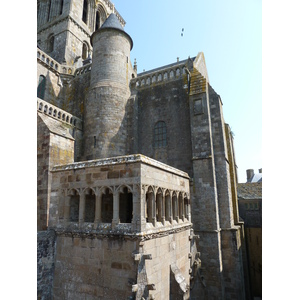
[92,13,133,49]
[101,13,124,31]
[237,183,262,200]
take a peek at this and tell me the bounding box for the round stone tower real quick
[83,13,133,160]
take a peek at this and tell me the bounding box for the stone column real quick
[152,191,157,227]
[94,189,102,228]
[162,192,166,225]
[79,190,85,226]
[112,190,120,228]
[63,193,70,225]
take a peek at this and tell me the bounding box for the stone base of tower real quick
[190,228,246,300]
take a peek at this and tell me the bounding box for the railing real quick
[37,98,82,130]
[37,48,76,75]
[131,62,188,89]
[74,63,92,77]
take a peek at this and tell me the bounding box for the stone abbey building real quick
[37,1,248,299]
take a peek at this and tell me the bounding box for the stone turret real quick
[83,13,133,160]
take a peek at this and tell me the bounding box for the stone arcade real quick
[37,1,248,299]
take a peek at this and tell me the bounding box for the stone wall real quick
[141,229,191,300]
[53,235,139,299]
[37,112,75,231]
[133,75,193,177]
[37,230,57,300]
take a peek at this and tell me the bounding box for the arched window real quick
[37,75,46,99]
[48,34,54,52]
[95,11,100,30]
[82,42,88,59]
[154,121,167,148]
[82,0,88,24]
[95,5,106,31]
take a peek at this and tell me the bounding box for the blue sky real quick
[113,0,262,183]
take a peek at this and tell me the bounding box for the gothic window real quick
[82,42,88,59]
[37,75,46,99]
[154,121,167,148]
[95,5,106,31]
[48,34,54,52]
[95,11,101,30]
[82,0,88,24]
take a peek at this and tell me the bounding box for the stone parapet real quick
[131,59,193,89]
[37,98,83,130]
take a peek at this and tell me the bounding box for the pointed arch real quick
[100,187,113,222]
[68,188,80,222]
[84,187,96,222]
[95,4,107,31]
[118,185,133,223]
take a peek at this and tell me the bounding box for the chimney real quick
[259,168,262,173]
[246,169,254,182]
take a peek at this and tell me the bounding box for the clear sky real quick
[113,0,262,183]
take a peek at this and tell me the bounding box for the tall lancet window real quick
[95,11,100,30]
[82,0,88,24]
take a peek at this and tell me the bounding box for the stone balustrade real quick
[131,61,189,89]
[37,48,75,75]
[37,98,82,130]
[74,63,92,77]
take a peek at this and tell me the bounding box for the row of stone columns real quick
[63,187,132,228]
[61,185,190,230]
[145,187,191,227]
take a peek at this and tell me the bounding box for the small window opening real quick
[94,136,96,148]
[82,42,88,59]
[48,35,54,52]
[37,75,46,100]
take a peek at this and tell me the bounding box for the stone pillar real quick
[79,190,85,226]
[63,193,70,225]
[94,189,102,227]
[112,190,120,227]
[152,191,157,227]
[161,192,166,225]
